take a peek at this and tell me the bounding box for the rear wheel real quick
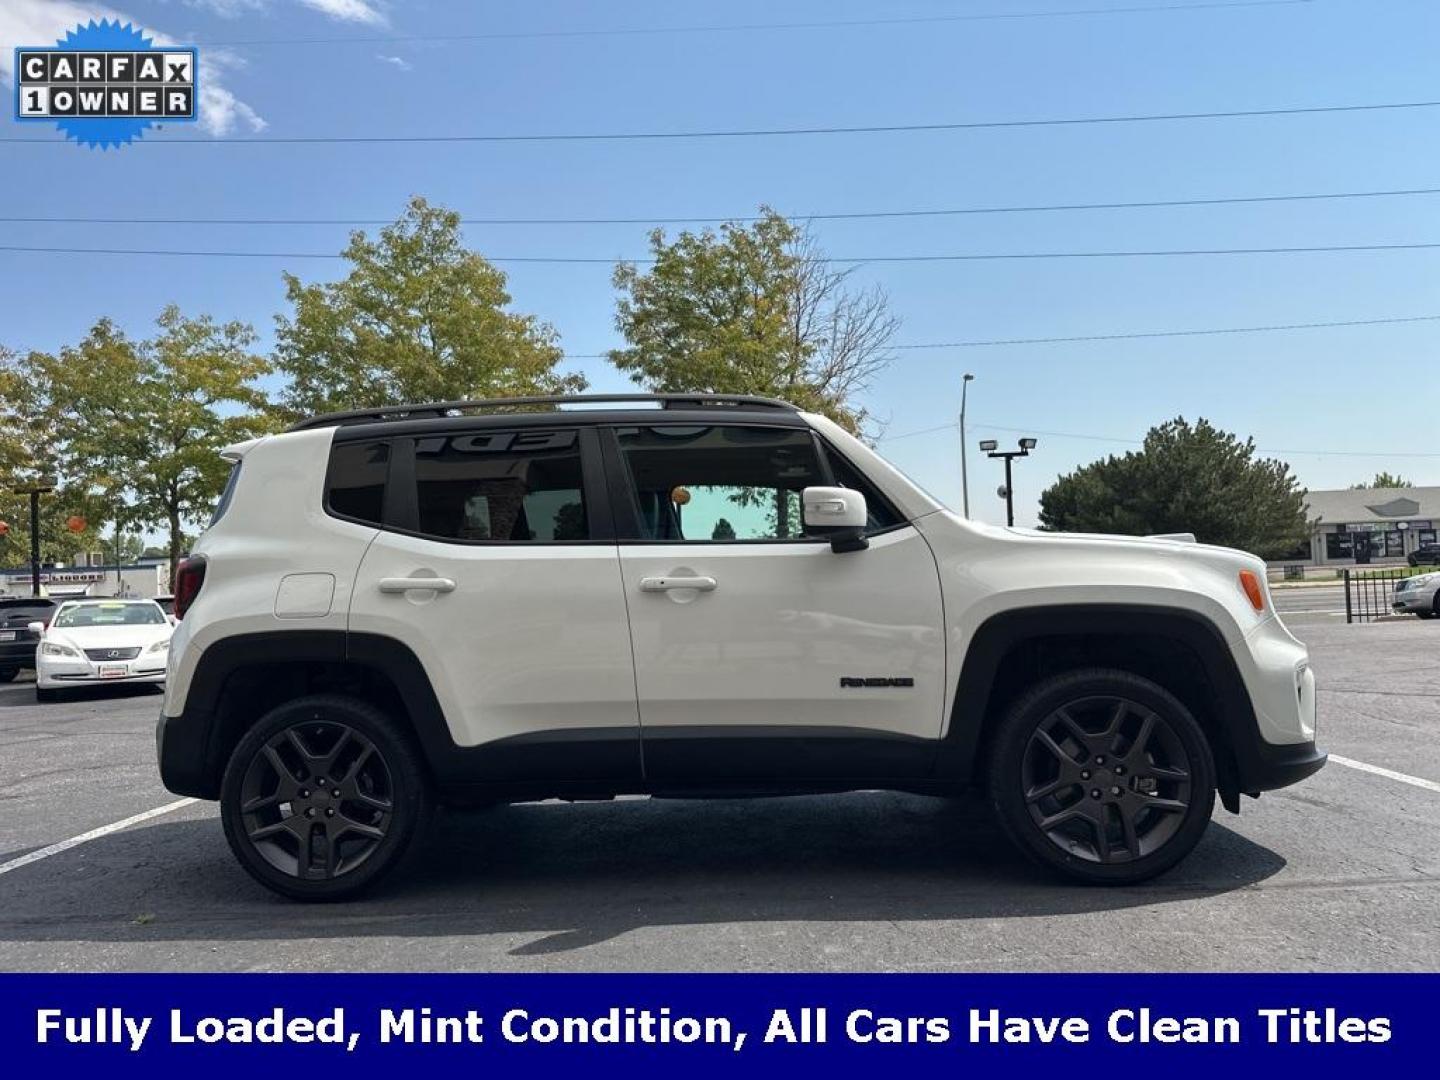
[220,694,431,901]
[987,668,1216,884]
[0,667,18,683]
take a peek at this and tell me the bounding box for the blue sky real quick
[2,0,1438,526]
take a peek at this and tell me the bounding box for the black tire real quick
[0,667,19,683]
[987,668,1216,885]
[220,694,431,901]
[35,686,60,703]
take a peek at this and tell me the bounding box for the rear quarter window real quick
[326,441,390,526]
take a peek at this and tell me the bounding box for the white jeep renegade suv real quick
[157,394,1324,900]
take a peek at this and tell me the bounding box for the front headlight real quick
[146,639,170,654]
[41,642,79,658]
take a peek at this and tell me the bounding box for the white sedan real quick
[32,599,173,702]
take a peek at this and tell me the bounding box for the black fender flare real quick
[932,604,1293,800]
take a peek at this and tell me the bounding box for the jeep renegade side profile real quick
[156,394,1325,900]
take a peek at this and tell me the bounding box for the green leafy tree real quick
[1350,471,1413,490]
[20,309,271,580]
[0,348,103,573]
[273,197,584,420]
[610,209,897,434]
[1037,417,1308,558]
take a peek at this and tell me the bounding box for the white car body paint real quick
[164,407,1314,758]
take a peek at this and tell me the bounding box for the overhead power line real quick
[879,421,1440,458]
[7,241,1440,262]
[8,184,1440,226]
[200,2,1318,46]
[891,313,1440,349]
[4,98,1435,146]
[565,314,1440,359]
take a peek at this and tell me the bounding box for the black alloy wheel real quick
[988,669,1216,884]
[220,695,429,900]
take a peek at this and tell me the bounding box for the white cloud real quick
[0,0,266,136]
[297,0,386,26]
[376,53,410,71]
[185,0,386,23]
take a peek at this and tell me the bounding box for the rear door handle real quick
[639,576,717,593]
[378,576,457,594]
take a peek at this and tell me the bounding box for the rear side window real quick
[413,428,587,542]
[209,462,242,527]
[327,441,390,525]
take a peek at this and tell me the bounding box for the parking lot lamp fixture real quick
[980,439,1038,528]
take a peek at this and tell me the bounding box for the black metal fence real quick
[1342,567,1409,623]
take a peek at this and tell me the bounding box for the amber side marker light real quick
[1239,569,1267,612]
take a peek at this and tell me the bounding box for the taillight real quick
[173,558,207,620]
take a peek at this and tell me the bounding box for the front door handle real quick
[639,576,718,593]
[378,576,457,594]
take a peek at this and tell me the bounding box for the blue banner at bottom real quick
[1,974,1428,1075]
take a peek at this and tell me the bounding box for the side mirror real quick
[26,621,44,634]
[803,486,869,553]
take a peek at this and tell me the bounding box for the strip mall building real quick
[1299,487,1439,566]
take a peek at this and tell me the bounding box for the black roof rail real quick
[287,393,800,432]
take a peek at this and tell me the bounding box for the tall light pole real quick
[959,373,975,517]
[11,478,56,598]
[979,438,1038,527]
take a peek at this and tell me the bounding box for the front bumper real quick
[1233,615,1325,794]
[1243,736,1327,792]
[1391,586,1436,613]
[37,652,168,688]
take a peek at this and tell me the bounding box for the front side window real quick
[413,428,587,542]
[823,444,905,533]
[616,425,824,542]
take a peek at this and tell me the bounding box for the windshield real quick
[53,603,166,628]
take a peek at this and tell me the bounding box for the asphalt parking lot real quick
[1,617,1437,973]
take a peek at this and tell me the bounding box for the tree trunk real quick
[167,505,182,588]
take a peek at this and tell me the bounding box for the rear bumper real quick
[0,641,38,667]
[156,706,215,798]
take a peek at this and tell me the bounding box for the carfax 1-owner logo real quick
[14,19,197,149]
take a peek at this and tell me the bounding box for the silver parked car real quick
[1392,573,1440,618]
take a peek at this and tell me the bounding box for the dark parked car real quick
[0,597,57,681]
[1408,543,1440,567]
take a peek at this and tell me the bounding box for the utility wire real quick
[4,98,1435,146]
[7,241,1440,262]
[199,2,1319,47]
[565,313,1440,358]
[890,313,1440,349]
[8,184,1440,226]
[879,421,1440,457]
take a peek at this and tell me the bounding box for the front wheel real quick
[220,695,431,901]
[987,669,1216,884]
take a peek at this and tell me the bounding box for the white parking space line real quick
[1331,754,1440,795]
[0,797,197,878]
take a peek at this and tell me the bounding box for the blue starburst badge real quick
[13,19,199,149]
